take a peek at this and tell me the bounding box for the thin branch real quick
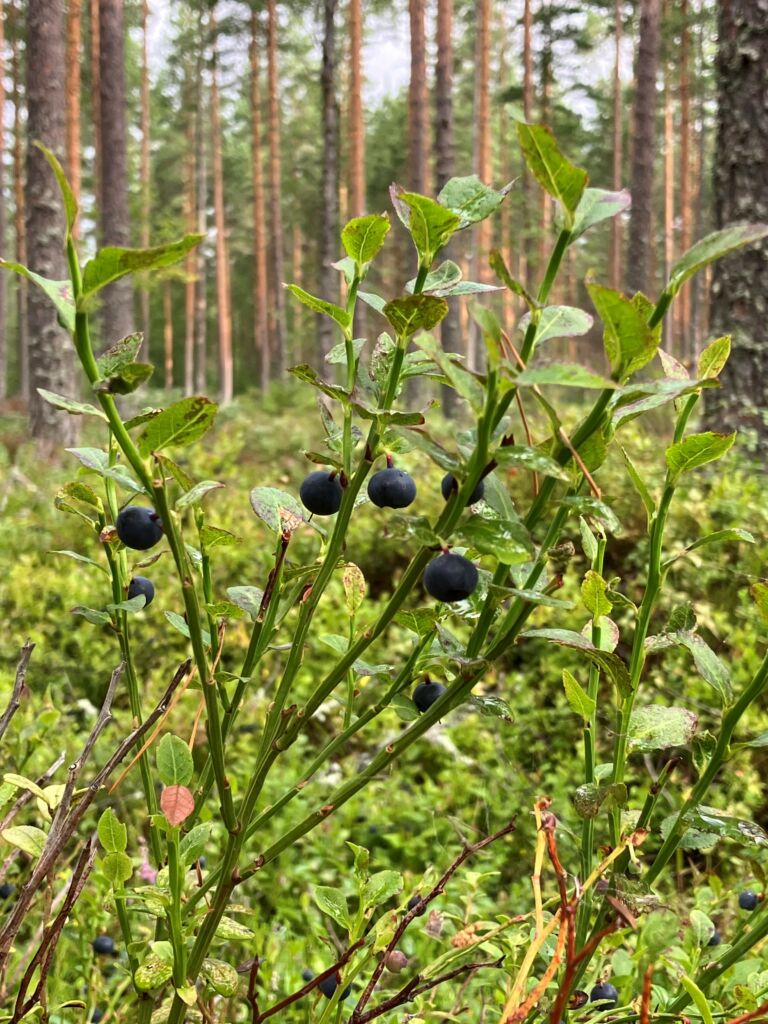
[0,641,34,742]
[254,939,364,1022]
[640,964,653,1024]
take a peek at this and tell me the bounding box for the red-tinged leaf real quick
[160,785,195,826]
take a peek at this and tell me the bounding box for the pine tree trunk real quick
[266,0,286,374]
[435,0,460,414]
[663,18,674,352]
[139,0,151,351]
[163,278,173,389]
[521,0,533,285]
[99,0,134,342]
[89,0,101,234]
[11,11,28,400]
[678,0,692,358]
[538,15,554,278]
[497,5,514,327]
[704,0,768,435]
[194,9,207,394]
[210,6,233,404]
[183,101,195,396]
[349,0,364,217]
[0,0,6,399]
[250,9,270,390]
[626,0,661,295]
[468,0,491,372]
[318,0,339,360]
[690,6,708,352]
[408,0,428,194]
[610,0,623,289]
[65,0,81,241]
[26,0,79,447]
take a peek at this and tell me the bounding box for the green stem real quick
[166,829,187,987]
[536,229,571,304]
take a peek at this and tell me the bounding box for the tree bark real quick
[65,0,81,242]
[610,0,623,289]
[98,0,134,342]
[0,0,6,399]
[250,9,270,390]
[318,0,339,360]
[26,0,79,446]
[183,99,196,396]
[11,8,28,400]
[139,0,151,351]
[209,6,233,404]
[266,0,286,374]
[704,0,768,435]
[626,0,661,295]
[408,0,428,195]
[468,0,491,372]
[349,0,364,217]
[521,0,533,284]
[89,0,101,236]
[678,0,692,357]
[163,278,173,389]
[663,42,674,352]
[194,9,207,394]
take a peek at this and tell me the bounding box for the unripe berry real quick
[299,470,343,516]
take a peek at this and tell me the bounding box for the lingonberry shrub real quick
[0,127,767,1023]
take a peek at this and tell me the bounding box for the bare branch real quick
[0,642,34,743]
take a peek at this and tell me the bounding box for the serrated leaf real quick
[383,295,448,337]
[313,885,350,929]
[37,389,108,420]
[362,870,403,909]
[135,954,174,992]
[581,571,612,618]
[102,851,133,886]
[570,187,631,241]
[516,122,588,224]
[138,397,217,456]
[665,431,736,482]
[587,282,658,380]
[562,669,595,720]
[201,958,239,997]
[628,706,698,752]
[437,175,507,228]
[396,189,460,263]
[285,285,351,331]
[1,825,47,858]
[80,236,203,310]
[156,735,194,787]
[98,808,128,853]
[667,224,768,297]
[175,481,224,511]
[341,213,390,266]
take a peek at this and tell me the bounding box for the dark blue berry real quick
[367,466,417,509]
[407,894,422,912]
[115,506,163,551]
[299,470,343,516]
[423,552,478,602]
[92,935,116,956]
[302,968,315,982]
[708,929,722,946]
[0,883,15,900]
[191,856,206,870]
[590,983,619,1008]
[127,576,155,607]
[739,890,760,911]
[318,972,351,1000]
[91,1009,104,1023]
[441,473,484,505]
[413,681,447,713]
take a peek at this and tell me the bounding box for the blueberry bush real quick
[1,125,768,1024]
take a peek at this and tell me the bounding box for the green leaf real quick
[49,550,109,575]
[362,870,403,910]
[57,480,103,512]
[0,260,75,332]
[138,397,218,456]
[492,445,570,481]
[135,954,174,992]
[34,142,78,233]
[612,378,715,429]
[689,909,716,947]
[98,808,128,853]
[165,610,212,646]
[522,628,631,697]
[342,563,366,616]
[175,481,225,511]
[456,514,534,565]
[326,337,366,365]
[313,885,350,930]
[665,431,736,482]
[285,284,351,331]
[175,985,198,1007]
[156,734,194,787]
[560,496,621,535]
[1,825,47,858]
[680,974,714,1024]
[289,363,350,403]
[570,187,631,241]
[581,571,612,619]
[515,363,617,390]
[587,282,658,380]
[226,586,265,620]
[437,175,508,228]
[179,824,212,866]
[250,486,307,534]
[358,290,387,313]
[106,595,149,614]
[573,782,626,819]
[751,583,768,626]
[673,632,733,706]
[65,447,142,493]
[697,335,731,379]
[617,444,655,524]
[516,122,588,225]
[684,528,754,555]
[36,389,108,420]
[628,706,698,752]
[406,259,461,295]
[341,213,391,266]
[93,362,154,395]
[397,190,461,263]
[489,249,537,309]
[347,841,370,883]
[214,917,255,941]
[80,235,203,310]
[102,851,133,886]
[562,669,595,720]
[667,224,768,297]
[96,333,144,376]
[383,295,448,337]
[71,605,111,626]
[579,517,598,562]
[521,306,593,347]
[201,959,239,998]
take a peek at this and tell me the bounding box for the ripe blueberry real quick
[91,1010,104,1023]
[413,680,447,713]
[590,982,619,1008]
[423,552,478,602]
[115,506,163,551]
[302,968,315,982]
[299,470,343,516]
[441,473,484,506]
[367,462,417,509]
[127,576,155,607]
[0,883,15,900]
[739,890,760,911]
[92,935,116,956]
[708,929,722,946]
[318,972,351,1000]
[407,894,424,914]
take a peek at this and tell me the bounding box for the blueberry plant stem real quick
[166,828,186,987]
